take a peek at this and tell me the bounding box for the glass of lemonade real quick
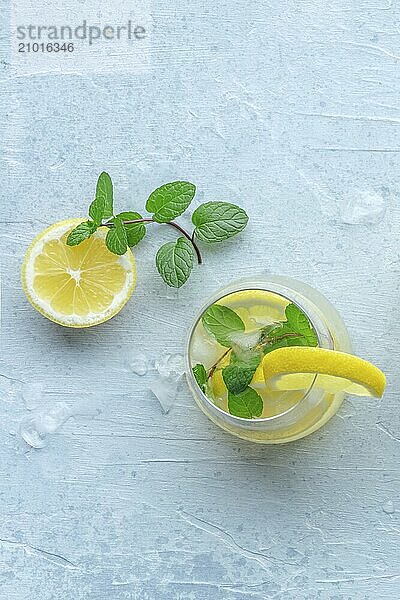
[186,275,352,443]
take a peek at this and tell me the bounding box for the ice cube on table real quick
[20,416,47,448]
[150,378,179,414]
[382,500,395,515]
[150,353,185,414]
[154,353,185,381]
[18,381,44,410]
[340,190,386,225]
[125,351,148,376]
[37,402,71,433]
[19,402,72,448]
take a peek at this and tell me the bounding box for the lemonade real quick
[186,276,353,443]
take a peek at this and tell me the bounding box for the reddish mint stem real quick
[104,217,202,265]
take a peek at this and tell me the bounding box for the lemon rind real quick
[262,347,386,398]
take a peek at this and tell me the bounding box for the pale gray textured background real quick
[1,1,400,599]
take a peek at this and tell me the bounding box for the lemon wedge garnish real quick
[22,219,136,328]
[262,347,386,398]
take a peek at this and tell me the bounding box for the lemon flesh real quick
[22,219,136,328]
[262,347,386,398]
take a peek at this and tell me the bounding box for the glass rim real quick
[185,278,332,424]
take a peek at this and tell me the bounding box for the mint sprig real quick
[194,301,318,419]
[66,173,248,288]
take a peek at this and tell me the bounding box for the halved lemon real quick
[262,347,386,398]
[21,219,136,328]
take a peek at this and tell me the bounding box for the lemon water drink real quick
[186,276,356,443]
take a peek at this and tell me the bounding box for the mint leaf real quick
[156,236,194,288]
[96,172,113,219]
[89,197,105,226]
[117,211,146,247]
[201,304,245,347]
[284,303,318,345]
[192,364,207,393]
[263,335,307,355]
[146,181,196,223]
[222,352,261,395]
[192,202,248,244]
[228,387,263,418]
[105,217,128,255]
[89,172,113,223]
[262,305,318,355]
[66,220,97,246]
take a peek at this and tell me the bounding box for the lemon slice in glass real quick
[262,347,386,398]
[21,219,136,328]
[209,352,231,399]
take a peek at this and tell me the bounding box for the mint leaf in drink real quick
[284,303,318,345]
[192,364,207,393]
[201,304,245,347]
[156,236,194,288]
[146,181,196,223]
[263,334,307,355]
[192,202,248,243]
[222,352,261,395]
[279,321,313,344]
[106,217,128,255]
[66,220,97,246]
[117,211,146,247]
[228,387,263,418]
[261,304,318,354]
